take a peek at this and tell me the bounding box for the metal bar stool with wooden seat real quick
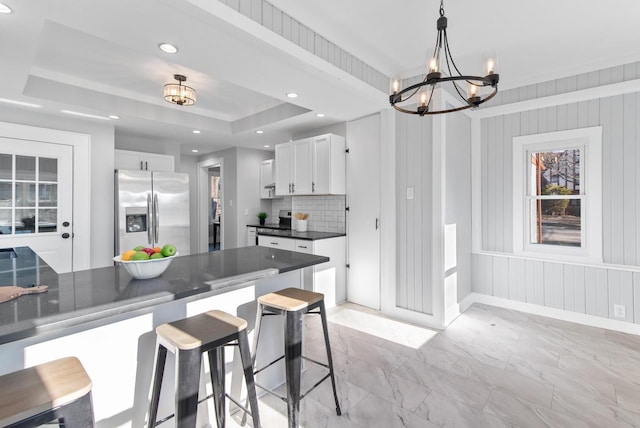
[0,357,94,428]
[147,310,261,428]
[246,288,340,428]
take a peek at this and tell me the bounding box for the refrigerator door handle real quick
[153,193,159,244]
[146,193,153,245]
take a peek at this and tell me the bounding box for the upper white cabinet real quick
[275,133,345,196]
[115,149,174,172]
[260,159,279,199]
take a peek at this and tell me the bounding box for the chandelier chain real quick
[439,0,444,16]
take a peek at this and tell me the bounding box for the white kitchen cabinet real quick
[258,235,346,307]
[258,235,296,251]
[115,149,174,172]
[313,134,346,194]
[247,227,257,246]
[260,159,279,199]
[274,134,345,196]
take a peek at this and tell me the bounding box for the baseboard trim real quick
[466,293,640,336]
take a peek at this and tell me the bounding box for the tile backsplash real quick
[271,195,346,233]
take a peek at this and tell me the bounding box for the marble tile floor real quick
[224,302,640,428]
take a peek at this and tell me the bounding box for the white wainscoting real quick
[472,252,640,326]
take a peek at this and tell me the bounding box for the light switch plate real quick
[406,187,414,200]
[244,208,249,215]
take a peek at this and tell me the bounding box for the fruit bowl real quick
[113,253,178,279]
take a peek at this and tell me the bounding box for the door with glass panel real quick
[0,138,73,273]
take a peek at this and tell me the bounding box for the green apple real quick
[133,245,145,251]
[150,252,164,259]
[131,251,150,261]
[161,244,176,257]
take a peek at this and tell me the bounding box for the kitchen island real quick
[0,246,329,427]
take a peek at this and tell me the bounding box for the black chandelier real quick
[389,0,499,115]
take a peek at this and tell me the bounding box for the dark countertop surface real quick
[0,246,329,345]
[246,225,346,241]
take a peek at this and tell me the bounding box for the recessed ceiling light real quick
[61,110,110,120]
[192,130,201,134]
[159,43,178,54]
[108,115,120,120]
[0,98,41,108]
[316,113,325,118]
[192,149,199,153]
[264,145,270,148]
[0,3,12,14]
[286,92,298,99]
[255,130,264,134]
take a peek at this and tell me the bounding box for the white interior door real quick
[0,138,73,273]
[347,114,381,309]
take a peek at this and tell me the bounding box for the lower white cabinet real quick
[258,235,296,251]
[258,235,346,307]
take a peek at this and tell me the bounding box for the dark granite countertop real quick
[0,246,329,345]
[254,229,346,240]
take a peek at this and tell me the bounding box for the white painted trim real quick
[381,304,445,331]
[512,127,603,264]
[0,121,91,271]
[473,250,640,273]
[431,90,446,325]
[197,158,224,254]
[466,292,640,336]
[471,117,482,254]
[469,78,640,119]
[379,108,397,316]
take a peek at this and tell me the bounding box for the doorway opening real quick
[209,166,221,251]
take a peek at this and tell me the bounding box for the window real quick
[0,154,59,235]
[513,127,602,262]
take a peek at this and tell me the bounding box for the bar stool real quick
[248,288,340,428]
[0,357,94,428]
[147,310,261,428]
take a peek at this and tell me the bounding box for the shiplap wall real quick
[473,253,640,325]
[395,109,472,315]
[481,92,640,265]
[396,112,433,313]
[476,62,640,324]
[218,0,388,92]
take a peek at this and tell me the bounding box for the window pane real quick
[38,209,57,233]
[39,184,57,207]
[39,157,58,181]
[15,182,36,207]
[0,182,11,207]
[530,149,581,196]
[529,199,581,247]
[0,154,11,180]
[0,209,11,234]
[16,209,35,234]
[16,156,35,181]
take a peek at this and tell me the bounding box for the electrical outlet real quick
[614,304,626,319]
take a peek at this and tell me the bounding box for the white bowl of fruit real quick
[113,244,178,279]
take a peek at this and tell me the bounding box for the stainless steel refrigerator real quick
[115,169,190,256]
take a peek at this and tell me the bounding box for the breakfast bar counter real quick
[0,246,329,427]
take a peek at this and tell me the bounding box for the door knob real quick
[61,233,70,239]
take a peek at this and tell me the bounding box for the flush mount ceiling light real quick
[191,149,199,153]
[192,130,201,134]
[0,3,12,13]
[264,145,270,148]
[286,92,298,99]
[316,113,325,118]
[159,43,178,54]
[255,130,264,134]
[389,0,499,116]
[164,74,196,106]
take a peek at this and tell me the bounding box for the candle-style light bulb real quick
[392,79,400,94]
[429,57,439,73]
[419,91,428,107]
[486,58,495,75]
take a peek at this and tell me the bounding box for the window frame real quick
[512,127,602,262]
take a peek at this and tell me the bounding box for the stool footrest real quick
[253,355,285,376]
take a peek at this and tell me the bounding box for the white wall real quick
[236,148,273,247]
[473,60,640,326]
[0,107,115,268]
